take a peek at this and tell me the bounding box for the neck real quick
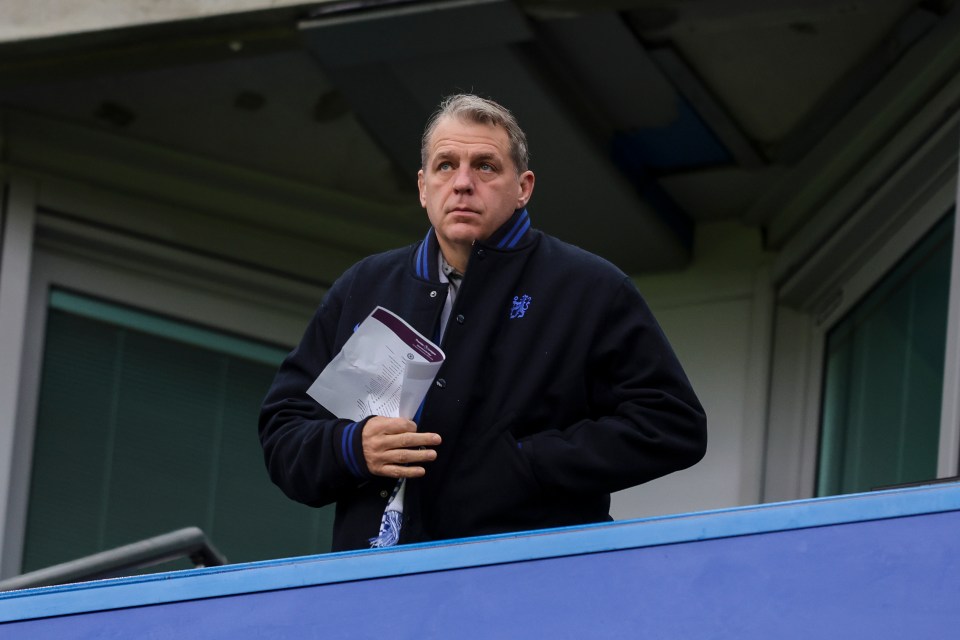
[439,240,470,274]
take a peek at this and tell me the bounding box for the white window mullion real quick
[937,141,960,479]
[0,178,37,579]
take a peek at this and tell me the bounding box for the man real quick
[259,94,707,551]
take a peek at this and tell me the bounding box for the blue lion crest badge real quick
[510,294,532,319]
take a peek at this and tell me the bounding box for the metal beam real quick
[649,47,765,168]
[0,527,227,591]
[771,7,940,164]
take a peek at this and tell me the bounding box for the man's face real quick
[418,116,535,257]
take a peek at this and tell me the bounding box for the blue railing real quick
[2,482,959,638]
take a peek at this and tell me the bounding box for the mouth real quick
[447,207,480,215]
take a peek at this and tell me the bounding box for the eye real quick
[478,162,495,172]
[438,161,453,171]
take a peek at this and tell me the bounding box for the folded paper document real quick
[307,306,445,422]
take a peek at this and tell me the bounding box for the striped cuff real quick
[338,418,372,480]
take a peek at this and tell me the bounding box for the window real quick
[22,290,332,573]
[817,212,954,496]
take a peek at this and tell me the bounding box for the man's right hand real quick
[362,416,442,479]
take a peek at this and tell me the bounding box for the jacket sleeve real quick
[520,276,707,496]
[258,286,373,507]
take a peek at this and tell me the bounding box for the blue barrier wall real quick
[2,482,959,639]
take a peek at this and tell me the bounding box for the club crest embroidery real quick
[510,294,532,319]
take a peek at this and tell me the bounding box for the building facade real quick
[1,0,959,578]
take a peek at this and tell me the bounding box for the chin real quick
[443,225,483,245]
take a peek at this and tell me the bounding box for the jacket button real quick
[476,249,486,259]
[429,290,438,298]
[379,490,389,499]
[435,378,446,388]
[456,314,465,324]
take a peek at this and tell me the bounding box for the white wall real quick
[612,222,773,520]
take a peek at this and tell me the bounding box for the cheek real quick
[420,178,443,205]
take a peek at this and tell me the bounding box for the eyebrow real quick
[432,150,502,164]
[471,152,499,164]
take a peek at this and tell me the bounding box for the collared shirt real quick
[370,250,464,548]
[438,251,464,343]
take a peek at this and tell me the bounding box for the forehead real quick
[426,116,511,157]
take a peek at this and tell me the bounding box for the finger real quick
[390,447,438,465]
[379,464,427,479]
[365,432,441,455]
[365,416,418,435]
[370,447,437,470]
[392,432,442,449]
[366,446,438,477]
[363,433,439,457]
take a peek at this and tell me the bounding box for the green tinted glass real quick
[23,291,332,573]
[818,211,954,496]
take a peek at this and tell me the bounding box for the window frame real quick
[764,115,960,502]
[2,190,320,576]
[815,211,955,495]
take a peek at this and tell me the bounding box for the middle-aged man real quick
[260,94,707,551]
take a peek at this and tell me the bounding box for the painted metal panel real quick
[2,483,959,638]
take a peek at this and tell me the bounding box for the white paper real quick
[307,307,445,421]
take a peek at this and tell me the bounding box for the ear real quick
[417,169,427,208]
[516,170,535,208]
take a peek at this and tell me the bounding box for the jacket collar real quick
[413,208,534,282]
[485,208,533,249]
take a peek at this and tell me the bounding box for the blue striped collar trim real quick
[414,228,440,281]
[488,208,532,249]
[413,209,534,281]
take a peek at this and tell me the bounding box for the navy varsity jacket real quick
[259,209,707,551]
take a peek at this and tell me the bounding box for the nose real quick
[452,164,473,193]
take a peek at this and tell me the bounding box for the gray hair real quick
[420,94,529,173]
